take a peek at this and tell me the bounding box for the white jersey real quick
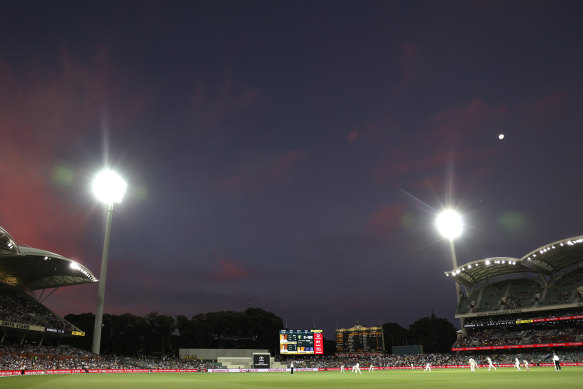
[514,358,521,371]
[469,358,477,372]
[487,357,496,370]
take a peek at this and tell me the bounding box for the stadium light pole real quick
[91,169,127,355]
[435,209,465,329]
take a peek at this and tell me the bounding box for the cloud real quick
[205,251,252,282]
[425,98,509,140]
[304,203,408,271]
[409,174,445,192]
[518,92,568,128]
[0,60,87,252]
[348,129,360,142]
[366,204,406,236]
[0,48,147,261]
[372,98,507,185]
[396,43,419,93]
[190,75,259,133]
[218,149,307,195]
[45,250,254,317]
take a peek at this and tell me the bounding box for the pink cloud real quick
[519,92,567,127]
[218,149,307,195]
[0,49,147,260]
[190,75,259,132]
[375,148,497,183]
[372,98,507,184]
[206,252,251,282]
[367,90,569,192]
[397,43,418,91]
[366,204,406,235]
[410,174,446,192]
[348,129,360,142]
[348,44,420,147]
[425,98,509,140]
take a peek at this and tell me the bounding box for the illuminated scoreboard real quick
[279,329,324,355]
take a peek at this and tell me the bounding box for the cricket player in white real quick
[514,358,521,371]
[487,357,496,371]
[424,363,431,372]
[523,360,529,371]
[368,364,374,372]
[553,354,561,371]
[353,362,361,374]
[340,364,345,373]
[469,358,477,372]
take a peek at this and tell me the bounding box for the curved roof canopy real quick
[445,235,583,287]
[0,226,97,290]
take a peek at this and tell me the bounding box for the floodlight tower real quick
[91,169,127,355]
[436,209,465,329]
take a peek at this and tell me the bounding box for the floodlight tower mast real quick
[91,169,127,355]
[436,209,465,330]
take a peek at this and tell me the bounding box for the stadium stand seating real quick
[0,343,216,370]
[504,279,541,309]
[0,282,78,331]
[541,268,583,307]
[448,236,583,358]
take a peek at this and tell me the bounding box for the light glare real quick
[436,209,463,240]
[93,170,127,204]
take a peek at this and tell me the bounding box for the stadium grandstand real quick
[0,226,96,345]
[446,235,583,354]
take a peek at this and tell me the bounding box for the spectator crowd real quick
[276,349,583,369]
[0,344,214,371]
[0,283,77,332]
[0,343,582,372]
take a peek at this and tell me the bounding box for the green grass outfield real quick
[2,368,582,389]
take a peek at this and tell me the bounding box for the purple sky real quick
[1,0,582,337]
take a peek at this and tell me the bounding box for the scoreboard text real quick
[279,329,324,355]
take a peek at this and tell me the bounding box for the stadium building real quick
[0,226,96,345]
[335,323,384,353]
[446,235,583,354]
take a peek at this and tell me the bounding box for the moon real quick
[498,133,505,140]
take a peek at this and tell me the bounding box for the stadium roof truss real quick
[444,235,583,287]
[0,226,97,291]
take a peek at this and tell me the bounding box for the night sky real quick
[1,0,582,338]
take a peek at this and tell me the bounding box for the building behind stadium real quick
[335,323,384,353]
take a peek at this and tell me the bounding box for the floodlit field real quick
[2,368,582,389]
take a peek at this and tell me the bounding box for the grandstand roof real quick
[445,235,583,287]
[0,226,97,290]
[445,257,525,287]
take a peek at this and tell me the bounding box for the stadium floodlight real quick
[436,209,463,240]
[92,170,127,205]
[91,169,127,355]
